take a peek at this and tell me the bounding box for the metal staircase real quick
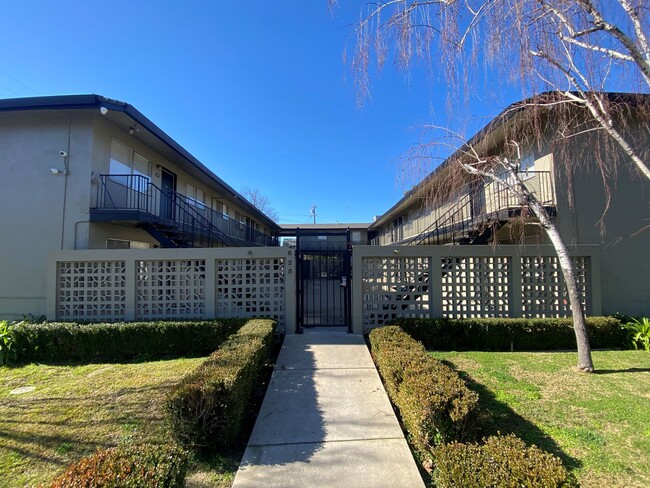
[91,175,244,248]
[408,171,556,246]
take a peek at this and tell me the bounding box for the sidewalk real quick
[232,329,425,488]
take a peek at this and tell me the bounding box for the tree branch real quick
[576,0,650,87]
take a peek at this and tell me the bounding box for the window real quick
[106,238,151,249]
[392,216,404,242]
[185,183,205,209]
[235,211,244,228]
[211,199,230,221]
[520,153,535,172]
[109,140,151,192]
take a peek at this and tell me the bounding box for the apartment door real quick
[160,168,177,220]
[245,216,253,244]
[296,230,352,331]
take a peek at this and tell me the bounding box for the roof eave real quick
[0,94,280,230]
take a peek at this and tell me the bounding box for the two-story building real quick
[368,93,650,317]
[0,94,280,319]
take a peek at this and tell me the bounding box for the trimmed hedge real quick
[395,316,625,351]
[166,319,276,449]
[11,319,245,363]
[49,443,188,488]
[369,326,478,454]
[434,434,577,488]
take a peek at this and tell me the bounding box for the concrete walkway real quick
[232,329,425,488]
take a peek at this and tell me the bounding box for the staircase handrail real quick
[410,183,477,246]
[94,174,239,247]
[409,170,555,246]
[164,188,240,247]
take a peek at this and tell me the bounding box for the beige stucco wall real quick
[88,223,159,249]
[0,109,275,319]
[0,111,95,318]
[48,247,296,333]
[90,117,273,239]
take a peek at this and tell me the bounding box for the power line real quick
[0,70,41,96]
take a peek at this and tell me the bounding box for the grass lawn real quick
[0,358,241,488]
[431,350,650,488]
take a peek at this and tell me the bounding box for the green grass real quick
[430,350,650,488]
[0,359,241,487]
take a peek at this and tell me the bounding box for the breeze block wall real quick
[48,247,296,334]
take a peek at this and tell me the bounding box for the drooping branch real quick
[460,149,594,372]
[533,47,650,180]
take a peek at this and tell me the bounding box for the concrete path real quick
[232,329,425,488]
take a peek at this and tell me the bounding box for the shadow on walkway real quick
[239,334,326,467]
[233,331,425,487]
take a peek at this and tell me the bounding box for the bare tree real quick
[343,1,650,182]
[456,136,594,372]
[407,109,597,372]
[329,1,650,372]
[241,187,279,222]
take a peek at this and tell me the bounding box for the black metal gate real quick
[296,230,352,332]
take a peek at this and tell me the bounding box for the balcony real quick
[90,175,276,248]
[403,170,556,246]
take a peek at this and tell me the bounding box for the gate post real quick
[285,248,297,334]
[351,246,364,334]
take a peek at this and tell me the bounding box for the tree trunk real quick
[514,176,595,372]
[462,162,595,372]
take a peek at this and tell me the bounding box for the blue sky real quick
[0,1,521,224]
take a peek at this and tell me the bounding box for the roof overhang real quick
[368,91,650,229]
[278,223,370,237]
[0,94,280,231]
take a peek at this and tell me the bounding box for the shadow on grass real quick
[594,367,650,374]
[0,379,181,483]
[0,332,281,485]
[0,429,103,464]
[185,449,243,488]
[7,352,211,368]
[441,361,582,471]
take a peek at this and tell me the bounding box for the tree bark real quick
[513,172,595,372]
[463,160,595,372]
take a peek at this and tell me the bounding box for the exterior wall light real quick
[100,107,108,115]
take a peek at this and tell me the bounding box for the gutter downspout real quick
[60,119,72,250]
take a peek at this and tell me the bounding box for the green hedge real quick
[11,319,245,363]
[369,326,478,455]
[166,319,276,449]
[49,443,188,488]
[395,316,624,351]
[434,434,577,488]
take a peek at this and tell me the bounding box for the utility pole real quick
[310,205,317,224]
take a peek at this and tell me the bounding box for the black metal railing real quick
[93,174,276,247]
[410,171,556,246]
